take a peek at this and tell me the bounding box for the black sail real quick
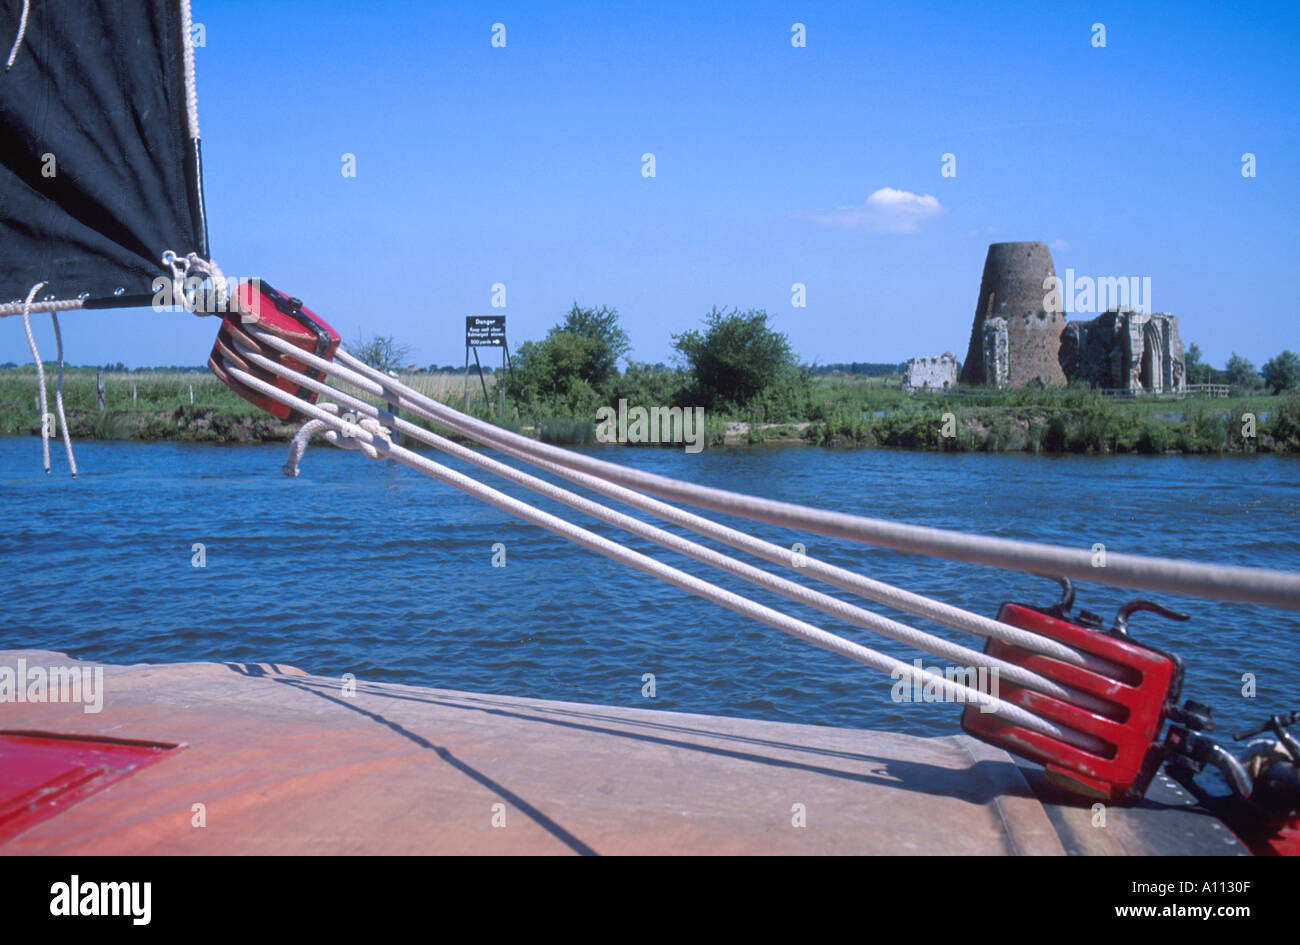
[0,0,208,310]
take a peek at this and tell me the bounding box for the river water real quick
[1,438,1297,742]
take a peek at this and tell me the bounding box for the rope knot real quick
[160,250,230,316]
[283,403,393,475]
[334,415,393,461]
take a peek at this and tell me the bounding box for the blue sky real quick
[10,0,1299,369]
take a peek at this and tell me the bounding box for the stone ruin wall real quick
[981,319,1009,389]
[903,352,958,391]
[1006,310,1068,387]
[980,313,1069,389]
[1059,310,1186,393]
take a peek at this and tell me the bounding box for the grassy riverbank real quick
[0,367,502,445]
[801,375,1299,454]
[1,367,1296,454]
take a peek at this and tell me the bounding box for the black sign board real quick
[466,315,506,347]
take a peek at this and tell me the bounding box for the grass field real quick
[803,374,1297,453]
[0,367,500,442]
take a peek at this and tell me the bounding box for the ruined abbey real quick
[902,352,957,391]
[1059,310,1185,393]
[954,242,1186,393]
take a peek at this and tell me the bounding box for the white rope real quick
[160,250,229,315]
[50,312,77,478]
[179,0,200,139]
[176,1,209,272]
[284,416,334,477]
[0,296,85,317]
[235,335,1108,711]
[487,435,1118,670]
[239,328,1133,668]
[18,283,50,474]
[15,280,77,473]
[316,337,1300,609]
[162,249,191,312]
[0,257,224,320]
[4,0,29,71]
[282,407,392,469]
[363,396,1113,669]
[184,252,228,313]
[223,357,1107,752]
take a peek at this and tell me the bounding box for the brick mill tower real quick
[960,241,1068,387]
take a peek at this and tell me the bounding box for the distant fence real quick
[1185,383,1231,397]
[0,368,494,415]
[914,384,1232,400]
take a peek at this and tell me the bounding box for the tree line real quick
[1185,344,1300,394]
[502,304,808,423]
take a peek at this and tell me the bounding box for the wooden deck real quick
[0,649,1247,855]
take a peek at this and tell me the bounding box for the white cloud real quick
[800,187,945,233]
[1052,239,1071,251]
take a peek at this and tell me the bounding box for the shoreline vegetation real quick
[2,365,1297,455]
[4,304,1296,455]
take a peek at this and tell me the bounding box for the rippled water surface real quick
[2,438,1297,740]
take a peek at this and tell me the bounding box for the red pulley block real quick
[961,602,1182,802]
[207,280,340,422]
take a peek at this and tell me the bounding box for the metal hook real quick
[1032,574,1074,617]
[1112,599,1190,638]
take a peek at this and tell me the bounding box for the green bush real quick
[745,365,814,424]
[552,304,631,389]
[1225,352,1263,394]
[1262,350,1300,394]
[672,307,798,412]
[1134,418,1172,454]
[505,335,604,417]
[604,361,691,409]
[1265,396,1300,451]
[503,304,631,416]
